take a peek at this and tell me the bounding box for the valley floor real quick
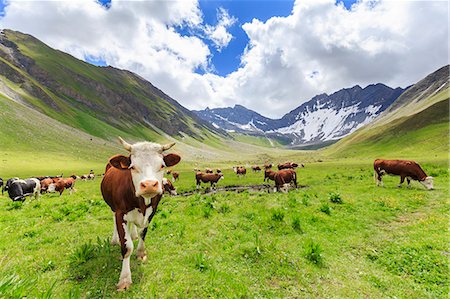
[0,159,448,298]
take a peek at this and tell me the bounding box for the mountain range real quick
[194,84,405,145]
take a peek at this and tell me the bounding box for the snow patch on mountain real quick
[273,103,361,141]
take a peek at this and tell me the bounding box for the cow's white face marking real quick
[48,183,56,192]
[128,142,165,199]
[420,176,434,190]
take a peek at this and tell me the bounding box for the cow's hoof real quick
[117,279,132,291]
[137,252,147,262]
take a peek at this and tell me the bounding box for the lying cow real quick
[162,178,177,196]
[277,162,299,170]
[196,172,223,189]
[8,178,41,201]
[374,159,433,190]
[274,169,297,193]
[101,137,180,291]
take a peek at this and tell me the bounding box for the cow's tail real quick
[293,171,297,187]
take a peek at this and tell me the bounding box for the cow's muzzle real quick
[138,180,161,196]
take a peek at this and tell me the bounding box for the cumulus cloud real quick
[204,7,237,51]
[0,0,448,118]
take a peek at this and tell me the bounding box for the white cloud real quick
[204,7,237,51]
[0,0,448,118]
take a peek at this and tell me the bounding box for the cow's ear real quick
[164,153,181,167]
[109,155,131,170]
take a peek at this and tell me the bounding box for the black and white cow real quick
[3,177,18,195]
[8,178,41,201]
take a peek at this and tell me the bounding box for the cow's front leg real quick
[116,212,133,291]
[137,227,148,262]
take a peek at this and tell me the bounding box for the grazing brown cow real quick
[101,137,181,291]
[277,162,299,170]
[233,166,246,177]
[251,165,261,172]
[162,178,177,196]
[374,159,433,190]
[264,169,276,182]
[274,169,297,192]
[196,172,223,189]
[40,178,54,193]
[63,177,76,194]
[171,171,179,182]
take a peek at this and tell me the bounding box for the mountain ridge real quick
[194,83,405,145]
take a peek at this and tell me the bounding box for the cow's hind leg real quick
[116,213,133,291]
[407,178,411,188]
[398,176,405,188]
[129,223,138,241]
[111,214,120,245]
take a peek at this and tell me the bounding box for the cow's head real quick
[420,176,434,190]
[109,137,181,199]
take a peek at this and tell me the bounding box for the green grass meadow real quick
[0,159,448,298]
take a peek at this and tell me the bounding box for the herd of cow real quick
[0,171,98,202]
[0,137,435,291]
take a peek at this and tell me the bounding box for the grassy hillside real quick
[0,29,219,141]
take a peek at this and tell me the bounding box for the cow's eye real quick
[160,164,165,170]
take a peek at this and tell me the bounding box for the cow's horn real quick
[118,136,132,151]
[162,142,176,151]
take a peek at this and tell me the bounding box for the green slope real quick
[0,29,219,141]
[325,66,449,161]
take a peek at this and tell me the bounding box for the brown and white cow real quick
[196,172,223,189]
[171,171,179,182]
[233,166,246,177]
[43,177,76,195]
[251,165,261,172]
[162,178,177,196]
[205,168,213,174]
[373,159,433,190]
[274,169,297,192]
[264,169,276,182]
[101,137,181,291]
[40,178,54,193]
